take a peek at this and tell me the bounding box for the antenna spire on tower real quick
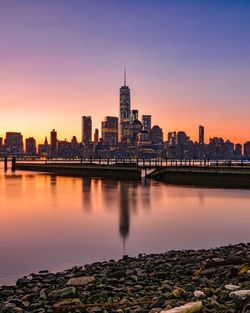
[124,67,126,86]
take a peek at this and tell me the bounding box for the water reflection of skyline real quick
[80,178,152,255]
[1,171,250,286]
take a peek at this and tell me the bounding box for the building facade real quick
[82,116,92,145]
[50,129,57,157]
[26,137,37,156]
[119,70,131,144]
[102,116,119,147]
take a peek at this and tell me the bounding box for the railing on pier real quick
[1,156,250,172]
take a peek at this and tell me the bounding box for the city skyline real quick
[0,73,249,148]
[0,72,249,150]
[0,1,250,144]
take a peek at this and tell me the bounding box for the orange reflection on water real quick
[0,170,249,285]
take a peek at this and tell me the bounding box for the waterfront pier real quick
[4,158,249,187]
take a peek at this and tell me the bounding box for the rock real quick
[53,298,81,309]
[150,296,166,308]
[109,271,126,279]
[225,284,241,291]
[39,270,49,274]
[3,243,250,313]
[230,290,250,299]
[212,257,224,262]
[16,278,30,286]
[66,276,96,286]
[242,304,250,313]
[160,301,203,312]
[48,286,76,299]
[171,288,185,298]
[0,288,14,297]
[193,290,205,299]
[39,289,47,300]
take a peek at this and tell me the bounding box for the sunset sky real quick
[0,0,249,144]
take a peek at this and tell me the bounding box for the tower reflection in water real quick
[119,182,130,256]
[80,178,151,256]
[119,179,151,256]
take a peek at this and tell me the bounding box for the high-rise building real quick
[4,132,24,155]
[71,136,78,151]
[168,131,177,146]
[102,116,119,147]
[244,141,250,158]
[234,143,242,159]
[142,115,151,132]
[38,137,50,157]
[26,137,37,156]
[82,116,92,144]
[0,137,2,146]
[151,125,163,145]
[199,125,205,145]
[131,109,138,122]
[177,131,189,145]
[50,129,57,157]
[130,119,142,146]
[94,129,99,145]
[119,69,131,144]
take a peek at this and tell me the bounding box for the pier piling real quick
[11,157,16,172]
[4,157,8,171]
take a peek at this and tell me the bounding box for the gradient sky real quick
[0,0,249,144]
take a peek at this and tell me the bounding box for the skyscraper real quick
[199,125,205,145]
[26,137,37,156]
[131,109,138,122]
[50,129,57,157]
[94,128,99,145]
[142,115,151,132]
[102,116,119,147]
[82,116,92,144]
[5,132,24,155]
[119,68,131,144]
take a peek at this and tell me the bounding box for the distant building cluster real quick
[1,73,250,160]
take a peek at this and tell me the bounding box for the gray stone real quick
[230,290,250,299]
[66,276,96,286]
[48,286,76,298]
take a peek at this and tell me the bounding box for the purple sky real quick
[0,0,249,143]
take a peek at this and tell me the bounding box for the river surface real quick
[0,169,249,285]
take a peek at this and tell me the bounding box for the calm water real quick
[0,169,250,285]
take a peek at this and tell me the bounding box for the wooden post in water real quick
[4,157,8,172]
[11,157,16,172]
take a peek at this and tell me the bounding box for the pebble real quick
[193,290,205,299]
[0,243,249,313]
[225,284,241,291]
[160,301,203,312]
[229,290,250,299]
[66,275,96,286]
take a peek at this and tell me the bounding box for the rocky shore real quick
[1,243,250,313]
